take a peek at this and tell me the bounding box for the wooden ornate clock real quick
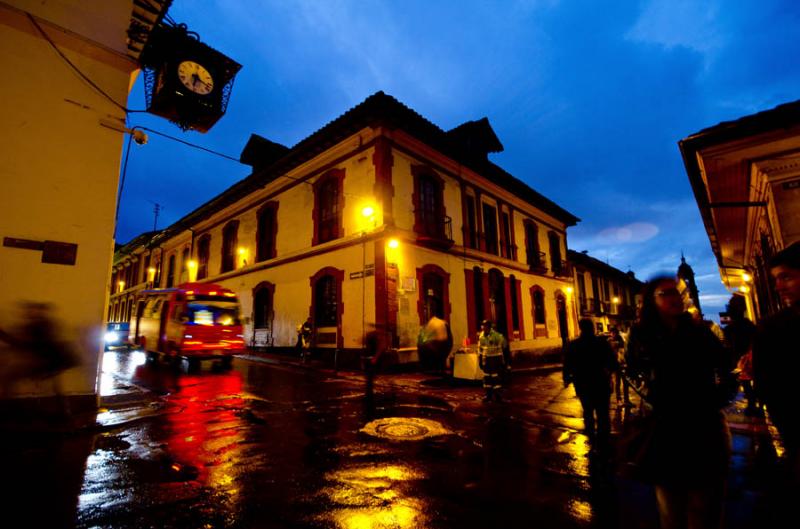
[139,23,242,133]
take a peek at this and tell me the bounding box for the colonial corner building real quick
[109,92,580,366]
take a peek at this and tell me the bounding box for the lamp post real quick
[361,205,377,350]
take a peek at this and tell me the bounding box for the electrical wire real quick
[135,126,240,161]
[27,13,147,114]
[29,11,364,197]
[114,132,136,240]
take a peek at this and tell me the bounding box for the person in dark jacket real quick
[626,275,730,529]
[563,318,617,448]
[723,295,757,413]
[753,242,800,487]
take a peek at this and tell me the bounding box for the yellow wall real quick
[0,2,137,399]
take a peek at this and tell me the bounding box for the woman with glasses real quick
[625,275,730,529]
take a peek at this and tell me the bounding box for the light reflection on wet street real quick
[73,352,638,529]
[2,350,770,528]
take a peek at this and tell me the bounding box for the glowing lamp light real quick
[739,285,750,293]
[742,273,752,282]
[388,238,400,249]
[612,296,620,304]
[362,206,375,218]
[187,260,197,269]
[117,281,125,292]
[565,286,574,294]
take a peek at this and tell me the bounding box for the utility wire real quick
[137,126,241,162]
[29,12,346,195]
[27,13,146,114]
[113,131,136,240]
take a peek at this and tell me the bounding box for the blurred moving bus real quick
[132,283,244,367]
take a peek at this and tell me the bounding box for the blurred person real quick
[417,315,453,375]
[723,295,758,414]
[478,319,507,402]
[296,317,312,360]
[609,326,632,407]
[0,302,78,418]
[361,324,387,398]
[753,241,800,483]
[626,276,730,529]
[563,318,617,449]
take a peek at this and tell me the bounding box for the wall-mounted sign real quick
[3,237,77,266]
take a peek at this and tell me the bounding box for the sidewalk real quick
[240,347,564,377]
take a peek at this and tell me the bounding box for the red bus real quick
[131,283,244,368]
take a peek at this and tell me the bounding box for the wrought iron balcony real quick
[552,259,571,277]
[415,213,453,249]
[528,251,547,273]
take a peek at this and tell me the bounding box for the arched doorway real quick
[252,282,274,348]
[421,272,444,321]
[416,265,450,324]
[488,268,507,336]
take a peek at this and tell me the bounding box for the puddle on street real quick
[319,463,428,529]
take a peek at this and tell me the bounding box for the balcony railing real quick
[415,213,453,249]
[528,251,547,273]
[552,259,571,277]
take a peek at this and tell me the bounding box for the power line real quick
[27,13,146,114]
[137,126,241,162]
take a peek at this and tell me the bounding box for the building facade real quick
[567,250,643,334]
[0,1,168,409]
[109,92,580,365]
[680,100,800,322]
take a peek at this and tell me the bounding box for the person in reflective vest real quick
[478,319,507,402]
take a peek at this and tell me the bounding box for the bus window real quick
[186,301,240,326]
[172,302,186,323]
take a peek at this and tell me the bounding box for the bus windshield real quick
[186,302,241,326]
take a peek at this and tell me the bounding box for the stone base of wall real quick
[510,345,565,368]
[0,393,97,424]
[251,343,565,373]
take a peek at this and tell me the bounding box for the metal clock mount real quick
[139,22,241,133]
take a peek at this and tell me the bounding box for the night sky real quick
[116,0,800,321]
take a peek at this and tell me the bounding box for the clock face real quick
[177,60,214,95]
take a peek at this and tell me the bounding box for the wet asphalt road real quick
[2,350,778,528]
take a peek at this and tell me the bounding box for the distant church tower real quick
[677,252,702,315]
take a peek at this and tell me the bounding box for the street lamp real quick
[187,260,198,282]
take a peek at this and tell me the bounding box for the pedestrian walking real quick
[563,318,617,449]
[478,319,506,402]
[626,275,731,529]
[753,241,800,490]
[608,326,632,408]
[297,317,312,360]
[723,295,758,414]
[362,324,387,398]
[417,315,453,375]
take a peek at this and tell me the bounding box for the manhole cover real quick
[360,417,451,441]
